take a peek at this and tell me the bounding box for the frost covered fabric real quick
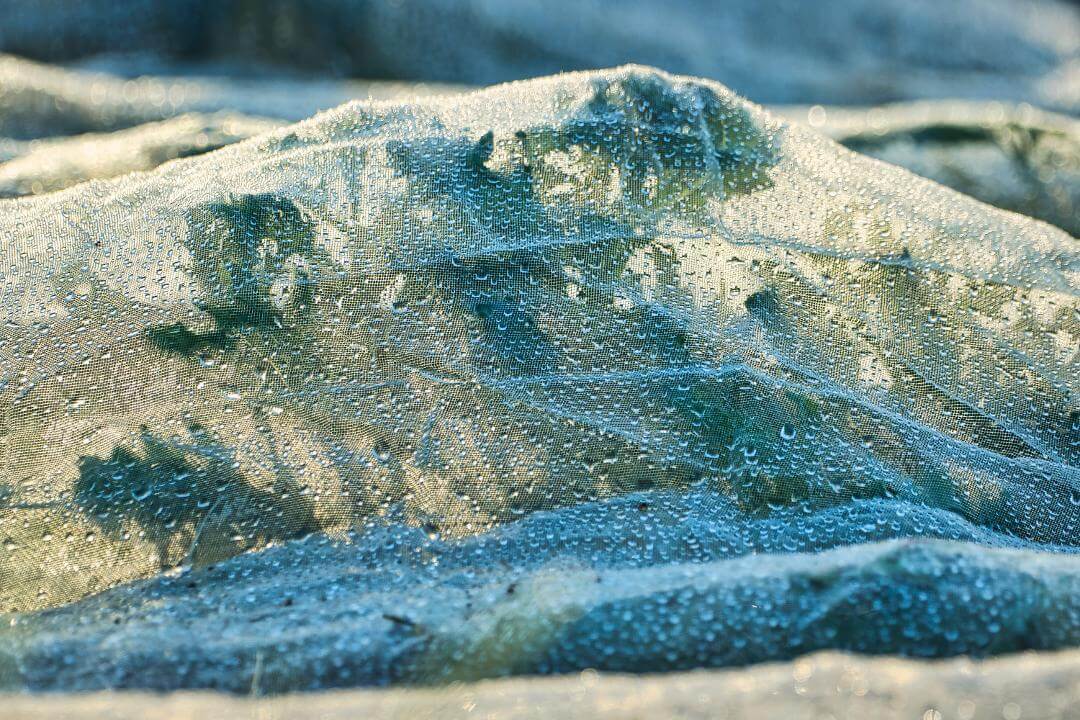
[0,66,1077,692]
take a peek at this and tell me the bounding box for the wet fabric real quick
[0,66,1076,691]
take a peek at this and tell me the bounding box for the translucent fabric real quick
[0,67,1076,692]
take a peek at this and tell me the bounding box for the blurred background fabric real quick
[0,0,1076,111]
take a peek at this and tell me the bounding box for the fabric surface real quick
[0,66,1077,691]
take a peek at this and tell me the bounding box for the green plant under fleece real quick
[0,67,1076,692]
